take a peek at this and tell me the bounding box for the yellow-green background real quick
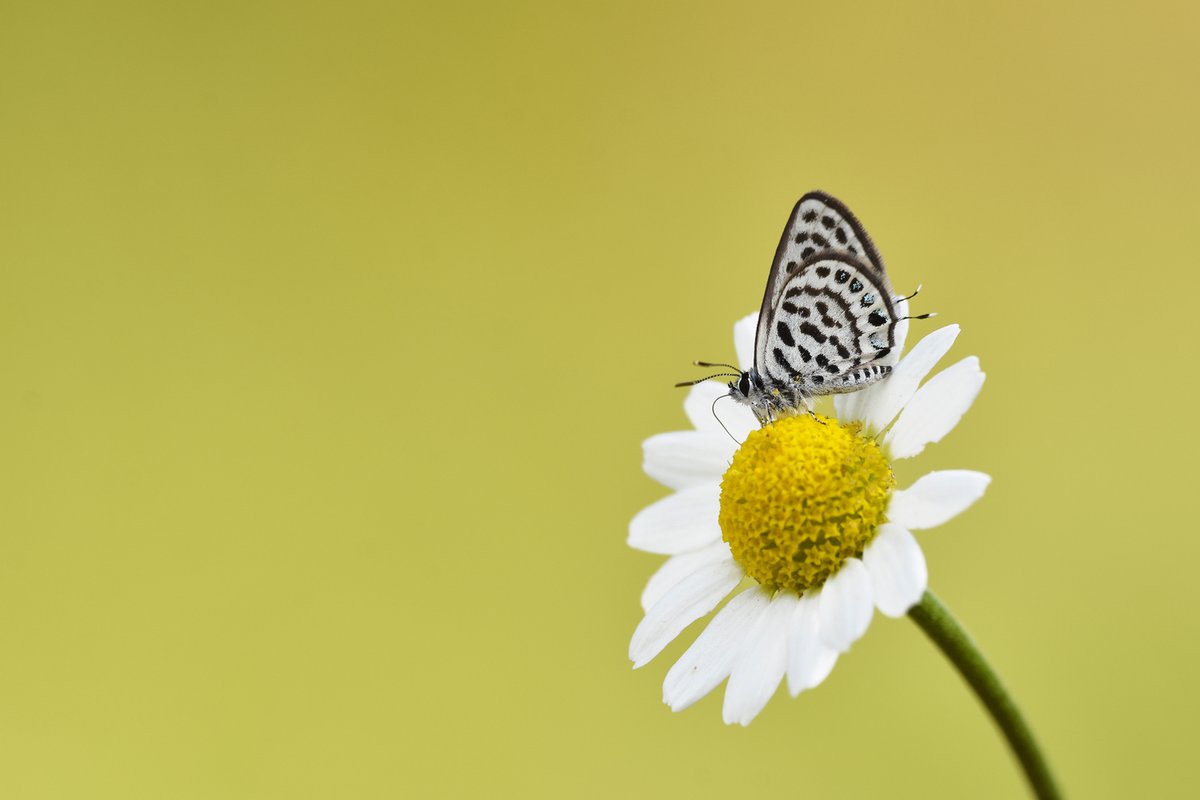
[2,1,1196,797]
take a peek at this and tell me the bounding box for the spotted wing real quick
[755,191,888,333]
[756,253,900,395]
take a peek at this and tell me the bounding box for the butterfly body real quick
[728,191,916,425]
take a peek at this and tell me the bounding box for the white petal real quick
[816,558,874,652]
[642,431,735,490]
[787,593,839,696]
[629,559,743,668]
[684,380,728,431]
[723,592,795,725]
[733,312,758,372]
[664,587,769,712]
[640,542,733,611]
[833,388,864,423]
[885,356,985,460]
[888,470,992,530]
[683,380,757,442]
[854,325,960,432]
[863,523,928,617]
[628,482,722,555]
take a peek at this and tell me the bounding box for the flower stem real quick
[908,590,1062,800]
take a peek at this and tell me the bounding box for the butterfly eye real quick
[738,373,751,397]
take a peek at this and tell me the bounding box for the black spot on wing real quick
[834,269,850,284]
[811,233,829,248]
[849,278,863,292]
[795,232,809,244]
[816,266,830,278]
[773,347,796,374]
[821,215,836,229]
[776,320,795,347]
[802,210,817,223]
[782,284,864,344]
[834,228,848,244]
[778,341,812,366]
[801,246,815,259]
[812,374,825,385]
[798,322,827,344]
[868,310,887,327]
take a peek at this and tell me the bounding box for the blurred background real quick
[2,1,1197,797]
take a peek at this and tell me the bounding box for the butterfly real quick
[680,191,930,425]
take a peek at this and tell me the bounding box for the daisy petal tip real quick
[888,470,993,530]
[628,643,651,669]
[929,322,960,341]
[663,684,704,714]
[721,701,761,727]
[885,356,986,460]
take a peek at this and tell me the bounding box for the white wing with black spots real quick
[756,253,901,396]
[756,191,888,327]
[723,191,925,423]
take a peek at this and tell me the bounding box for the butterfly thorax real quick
[728,369,807,420]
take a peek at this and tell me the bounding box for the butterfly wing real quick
[757,253,901,395]
[755,192,887,328]
[754,192,898,384]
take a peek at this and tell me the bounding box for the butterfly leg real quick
[800,395,827,425]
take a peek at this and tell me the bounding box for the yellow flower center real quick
[719,414,895,592]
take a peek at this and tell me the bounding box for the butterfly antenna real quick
[693,360,740,371]
[710,394,741,446]
[675,372,739,388]
[896,285,936,321]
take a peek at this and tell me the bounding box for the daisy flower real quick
[628,312,989,726]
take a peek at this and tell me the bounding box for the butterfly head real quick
[730,370,755,402]
[675,363,777,427]
[727,368,772,410]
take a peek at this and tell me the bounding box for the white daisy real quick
[628,312,990,726]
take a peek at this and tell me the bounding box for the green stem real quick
[908,590,1063,800]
